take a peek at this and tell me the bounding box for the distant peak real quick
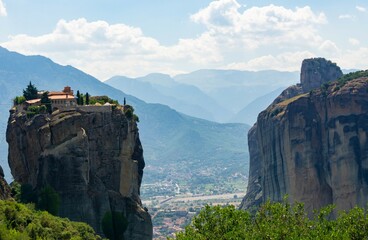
[300,57,343,92]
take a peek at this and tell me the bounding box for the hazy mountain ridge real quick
[230,87,286,124]
[106,75,219,121]
[174,69,300,114]
[107,70,300,124]
[0,47,249,195]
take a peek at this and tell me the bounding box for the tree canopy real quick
[173,199,368,240]
[40,91,52,113]
[23,81,38,100]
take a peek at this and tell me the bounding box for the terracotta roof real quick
[26,99,41,104]
[48,91,72,96]
[49,95,76,100]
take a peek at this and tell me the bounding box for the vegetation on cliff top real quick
[173,199,368,240]
[337,70,368,87]
[0,200,102,240]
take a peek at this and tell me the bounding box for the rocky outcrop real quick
[300,58,343,92]
[272,58,343,105]
[7,108,152,239]
[0,166,11,200]
[241,59,368,214]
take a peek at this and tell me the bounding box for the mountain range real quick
[106,70,299,124]
[0,47,249,192]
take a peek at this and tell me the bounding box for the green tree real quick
[76,90,81,105]
[80,94,84,105]
[37,185,60,216]
[23,82,38,100]
[0,200,101,239]
[40,91,52,113]
[173,198,368,240]
[123,105,137,121]
[86,92,90,105]
[13,96,26,105]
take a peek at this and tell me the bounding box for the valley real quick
[143,191,245,239]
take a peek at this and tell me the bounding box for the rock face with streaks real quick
[241,59,368,214]
[7,107,152,239]
[0,165,11,200]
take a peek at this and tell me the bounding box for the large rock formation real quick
[300,58,342,92]
[7,107,152,239]
[240,59,368,214]
[0,165,11,200]
[273,58,343,104]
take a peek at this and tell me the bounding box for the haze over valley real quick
[0,0,367,239]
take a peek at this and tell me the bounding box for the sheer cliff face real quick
[241,59,368,213]
[0,166,11,200]
[7,108,152,239]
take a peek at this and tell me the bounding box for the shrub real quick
[39,105,47,114]
[40,92,52,113]
[337,70,368,87]
[27,106,40,113]
[89,96,119,105]
[0,200,101,239]
[124,108,133,120]
[172,199,368,240]
[123,105,139,122]
[133,114,139,122]
[13,96,26,105]
[26,111,36,118]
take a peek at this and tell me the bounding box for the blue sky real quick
[0,0,367,79]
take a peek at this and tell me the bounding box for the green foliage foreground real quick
[0,200,102,240]
[173,200,368,240]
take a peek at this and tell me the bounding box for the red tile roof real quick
[26,99,41,104]
[49,95,75,100]
[48,91,73,96]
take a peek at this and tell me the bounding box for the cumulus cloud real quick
[2,18,221,78]
[319,40,339,53]
[3,1,363,78]
[349,38,360,46]
[191,2,327,50]
[0,0,6,17]
[338,14,354,19]
[356,6,367,12]
[226,51,315,72]
[336,47,368,70]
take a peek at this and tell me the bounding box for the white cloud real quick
[3,1,364,79]
[227,51,315,72]
[336,47,368,70]
[319,40,339,53]
[0,0,6,17]
[356,6,367,12]
[338,14,354,19]
[2,18,222,78]
[349,38,360,46]
[191,2,327,50]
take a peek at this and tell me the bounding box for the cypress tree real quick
[40,91,52,113]
[85,92,90,105]
[76,90,81,105]
[23,81,38,100]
